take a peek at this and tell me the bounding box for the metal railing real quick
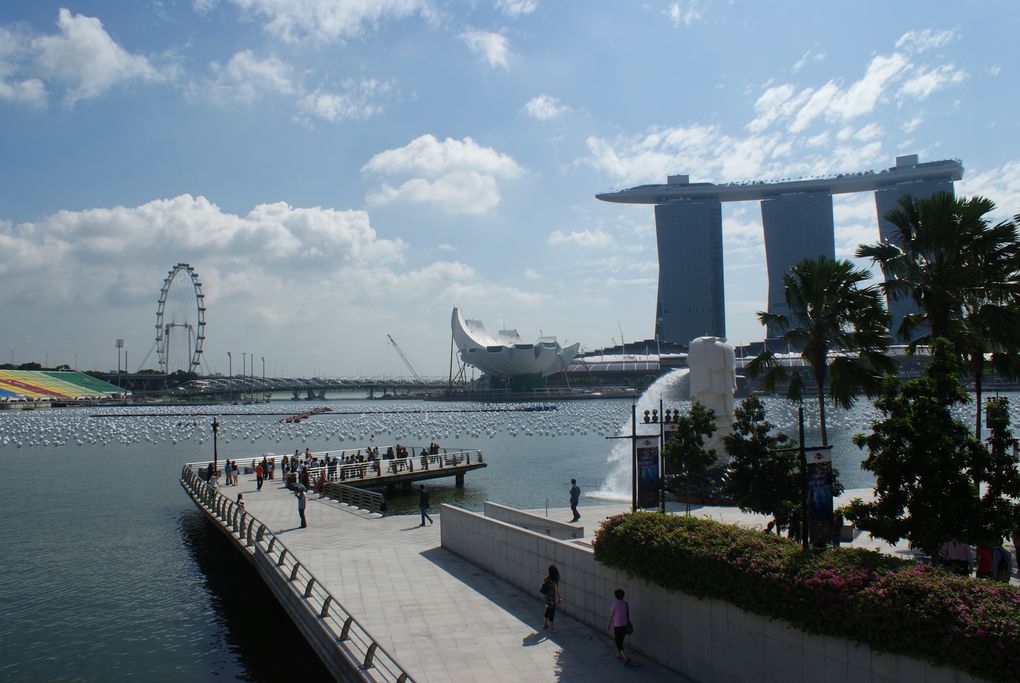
[304,449,484,488]
[180,464,414,683]
[187,447,484,489]
[321,482,385,514]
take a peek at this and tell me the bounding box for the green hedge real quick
[592,512,1019,682]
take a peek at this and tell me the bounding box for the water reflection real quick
[177,510,330,681]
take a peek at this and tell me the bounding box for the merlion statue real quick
[687,336,736,466]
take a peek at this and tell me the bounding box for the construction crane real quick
[387,334,423,383]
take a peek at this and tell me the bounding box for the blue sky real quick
[1,1,1018,376]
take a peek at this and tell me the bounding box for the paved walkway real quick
[227,474,682,682]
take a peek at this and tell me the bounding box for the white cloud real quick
[748,35,968,139]
[960,161,1020,223]
[209,50,294,102]
[586,124,791,186]
[363,134,522,178]
[219,0,433,44]
[665,1,705,28]
[988,65,1001,77]
[899,63,967,100]
[791,50,825,74]
[547,228,616,249]
[901,114,923,133]
[524,94,568,120]
[495,0,537,17]
[461,29,509,69]
[33,9,169,105]
[295,79,394,123]
[895,28,958,53]
[0,27,47,107]
[366,171,502,215]
[0,194,404,305]
[523,267,540,280]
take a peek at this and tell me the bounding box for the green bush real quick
[592,512,1020,682]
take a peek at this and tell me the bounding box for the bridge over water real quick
[99,373,450,399]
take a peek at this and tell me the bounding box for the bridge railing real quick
[186,445,482,483]
[304,449,484,488]
[180,464,414,683]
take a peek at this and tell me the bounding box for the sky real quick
[1,1,1018,377]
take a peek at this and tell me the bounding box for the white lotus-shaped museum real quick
[452,307,580,377]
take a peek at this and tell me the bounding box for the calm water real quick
[1,380,1013,681]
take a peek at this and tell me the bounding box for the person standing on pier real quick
[569,479,581,523]
[418,485,433,526]
[255,462,264,491]
[296,488,307,528]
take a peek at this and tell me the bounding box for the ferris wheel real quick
[155,263,206,376]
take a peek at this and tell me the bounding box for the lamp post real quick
[241,352,247,403]
[211,416,219,475]
[227,351,232,400]
[261,356,265,404]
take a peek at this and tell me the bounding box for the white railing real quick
[180,464,414,683]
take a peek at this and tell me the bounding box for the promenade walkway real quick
[222,471,681,682]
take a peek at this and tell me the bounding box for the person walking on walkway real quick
[607,588,631,665]
[296,488,307,528]
[569,479,581,523]
[255,463,264,491]
[541,565,562,632]
[418,485,433,526]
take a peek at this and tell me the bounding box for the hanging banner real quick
[805,446,834,543]
[661,423,678,477]
[635,437,660,508]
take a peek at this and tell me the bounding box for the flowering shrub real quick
[592,512,1020,682]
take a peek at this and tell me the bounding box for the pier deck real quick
[196,469,678,682]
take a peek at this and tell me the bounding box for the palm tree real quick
[857,192,1020,438]
[747,256,893,445]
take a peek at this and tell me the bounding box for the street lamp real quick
[211,416,219,476]
[227,351,232,400]
[261,355,265,404]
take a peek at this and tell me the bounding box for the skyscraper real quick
[596,155,963,346]
[653,196,725,344]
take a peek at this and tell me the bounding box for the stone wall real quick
[440,503,982,683]
[482,501,584,539]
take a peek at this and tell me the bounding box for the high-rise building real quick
[596,155,963,346]
[760,191,835,338]
[653,195,725,344]
[873,155,957,340]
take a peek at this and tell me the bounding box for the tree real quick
[972,396,1020,545]
[747,256,894,445]
[857,192,1020,439]
[664,402,717,515]
[723,395,798,532]
[845,340,1020,559]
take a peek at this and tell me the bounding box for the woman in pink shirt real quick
[607,588,631,665]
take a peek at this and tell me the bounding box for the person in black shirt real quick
[418,485,433,526]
